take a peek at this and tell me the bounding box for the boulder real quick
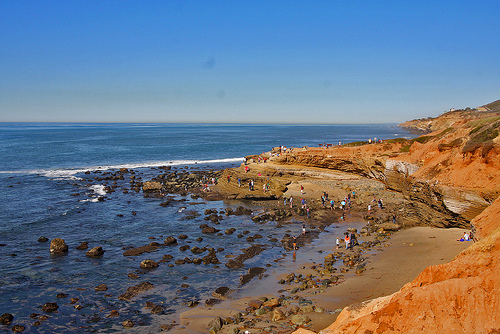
[76,242,88,250]
[41,302,59,312]
[290,314,310,326]
[95,284,108,292]
[37,236,49,242]
[202,226,219,234]
[142,181,162,192]
[212,287,231,299]
[86,246,104,257]
[50,238,68,254]
[207,317,223,331]
[11,325,25,333]
[271,308,287,322]
[164,236,178,245]
[122,319,135,328]
[0,313,13,325]
[140,259,159,269]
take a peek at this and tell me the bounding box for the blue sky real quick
[1,1,499,123]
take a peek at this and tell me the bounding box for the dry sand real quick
[176,225,471,333]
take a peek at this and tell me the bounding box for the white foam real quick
[0,157,245,180]
[89,184,107,196]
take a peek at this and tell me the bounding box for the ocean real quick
[0,123,413,333]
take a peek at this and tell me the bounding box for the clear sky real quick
[1,1,499,123]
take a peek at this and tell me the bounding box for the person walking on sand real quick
[238,178,241,187]
[368,204,371,214]
[300,185,304,195]
[330,199,335,210]
[293,237,297,250]
[336,237,340,249]
[302,223,306,234]
[289,196,293,208]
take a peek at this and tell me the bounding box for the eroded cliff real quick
[287,108,500,333]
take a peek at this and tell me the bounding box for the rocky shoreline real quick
[3,108,499,333]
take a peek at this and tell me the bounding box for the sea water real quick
[0,123,413,333]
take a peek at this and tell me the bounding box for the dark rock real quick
[41,302,59,312]
[128,273,139,279]
[140,259,159,269]
[38,236,49,243]
[76,242,88,250]
[239,267,266,286]
[50,238,68,254]
[179,234,188,239]
[95,284,108,292]
[86,246,104,257]
[164,236,178,245]
[205,298,221,306]
[202,249,220,265]
[226,244,265,269]
[107,310,119,318]
[187,301,199,308]
[11,325,25,332]
[118,282,155,301]
[207,317,223,331]
[56,293,68,298]
[213,287,232,299]
[0,313,13,325]
[202,226,219,234]
[191,246,206,254]
[123,244,159,256]
[122,319,135,328]
[179,245,190,252]
[151,305,164,314]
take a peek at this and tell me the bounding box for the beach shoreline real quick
[173,159,471,333]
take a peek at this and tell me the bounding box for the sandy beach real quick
[178,225,470,333]
[175,159,472,333]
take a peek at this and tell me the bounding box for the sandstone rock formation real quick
[289,108,500,333]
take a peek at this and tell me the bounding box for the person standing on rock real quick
[290,196,293,208]
[368,204,371,214]
[330,199,335,210]
[293,237,297,250]
[238,178,241,187]
[344,233,350,249]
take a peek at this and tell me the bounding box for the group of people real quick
[336,231,358,250]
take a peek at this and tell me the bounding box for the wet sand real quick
[177,225,470,333]
[174,161,472,333]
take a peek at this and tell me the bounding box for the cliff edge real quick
[283,107,500,333]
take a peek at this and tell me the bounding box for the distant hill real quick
[484,99,500,112]
[399,98,500,133]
